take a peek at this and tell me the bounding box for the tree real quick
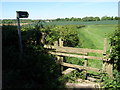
[94,17,100,21]
[114,16,120,20]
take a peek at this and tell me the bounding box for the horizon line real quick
[1,15,119,20]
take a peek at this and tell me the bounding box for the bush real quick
[45,25,85,47]
[109,26,120,71]
[102,25,120,89]
[100,70,120,89]
[2,25,63,88]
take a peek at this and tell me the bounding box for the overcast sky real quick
[1,0,119,19]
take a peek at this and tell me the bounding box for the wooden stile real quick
[45,38,113,78]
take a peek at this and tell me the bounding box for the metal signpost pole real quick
[16,11,29,54]
[17,17,23,54]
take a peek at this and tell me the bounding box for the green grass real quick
[61,23,117,71]
[77,24,117,50]
[77,24,117,70]
[44,20,117,73]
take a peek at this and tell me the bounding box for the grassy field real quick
[45,20,118,26]
[77,24,117,50]
[65,23,117,71]
[76,24,117,70]
[44,20,117,71]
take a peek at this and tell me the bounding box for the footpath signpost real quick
[16,11,29,53]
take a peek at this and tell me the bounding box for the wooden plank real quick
[44,45,104,54]
[66,82,101,88]
[44,45,87,54]
[54,47,88,55]
[62,68,76,75]
[87,77,98,82]
[61,62,101,72]
[105,63,113,77]
[60,57,63,72]
[61,47,104,54]
[49,51,104,61]
[104,38,107,53]
[44,45,54,49]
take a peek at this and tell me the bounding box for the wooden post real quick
[104,38,107,53]
[83,53,88,80]
[103,38,113,77]
[54,41,58,47]
[60,57,63,72]
[54,41,59,64]
[102,56,107,73]
[102,38,107,73]
[59,38,64,72]
[105,62,113,77]
[54,40,64,73]
[59,38,63,47]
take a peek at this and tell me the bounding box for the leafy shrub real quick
[100,70,120,89]
[2,25,63,88]
[45,25,85,47]
[101,25,120,89]
[62,70,84,83]
[109,26,120,71]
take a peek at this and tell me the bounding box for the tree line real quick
[1,16,120,24]
[54,16,120,21]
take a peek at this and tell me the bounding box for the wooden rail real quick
[61,62,101,72]
[49,51,107,61]
[44,45,104,54]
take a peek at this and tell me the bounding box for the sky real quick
[1,0,119,19]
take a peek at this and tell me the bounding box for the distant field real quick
[46,20,117,50]
[77,24,117,50]
[46,20,118,25]
[45,20,117,50]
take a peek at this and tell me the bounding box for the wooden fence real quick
[44,38,113,78]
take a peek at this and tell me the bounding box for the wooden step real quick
[87,77,98,82]
[66,82,101,89]
[62,68,76,75]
